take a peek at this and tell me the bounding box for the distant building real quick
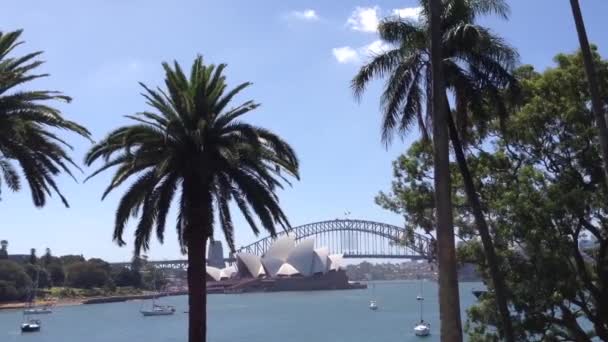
[8,254,29,263]
[207,240,225,269]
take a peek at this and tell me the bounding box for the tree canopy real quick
[377,50,608,341]
[0,29,90,207]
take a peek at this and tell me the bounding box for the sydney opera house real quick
[205,236,365,293]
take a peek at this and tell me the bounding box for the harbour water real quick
[0,281,481,342]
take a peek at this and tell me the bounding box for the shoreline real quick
[0,291,188,311]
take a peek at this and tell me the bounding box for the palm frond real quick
[85,56,299,256]
[0,29,89,207]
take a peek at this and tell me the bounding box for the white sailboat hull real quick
[21,320,41,333]
[141,309,174,316]
[23,308,52,314]
[414,323,430,336]
[141,303,175,316]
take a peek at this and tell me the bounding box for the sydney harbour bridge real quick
[111,219,435,269]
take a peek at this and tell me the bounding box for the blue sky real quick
[1,1,607,262]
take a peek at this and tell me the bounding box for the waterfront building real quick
[205,237,362,293]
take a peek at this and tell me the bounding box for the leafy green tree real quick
[0,240,7,260]
[465,51,608,342]
[130,254,145,273]
[0,260,32,301]
[42,248,54,266]
[0,29,90,206]
[0,280,20,301]
[85,56,299,342]
[142,268,167,291]
[87,258,111,273]
[46,262,65,287]
[111,267,142,288]
[352,0,517,339]
[568,0,608,187]
[378,51,608,341]
[59,254,85,265]
[23,264,51,288]
[65,261,110,289]
[28,248,36,265]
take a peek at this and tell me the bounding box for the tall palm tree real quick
[85,56,299,342]
[352,1,517,340]
[428,0,462,340]
[569,0,608,187]
[0,29,90,206]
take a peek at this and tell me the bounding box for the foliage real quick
[465,50,608,342]
[65,261,110,289]
[352,1,519,339]
[142,268,167,291]
[84,56,299,254]
[46,262,65,286]
[0,29,90,206]
[0,260,32,301]
[377,50,608,341]
[351,0,517,145]
[87,258,111,273]
[23,264,51,288]
[84,56,299,342]
[0,280,19,301]
[111,267,142,288]
[41,248,59,266]
[28,248,36,264]
[130,255,145,272]
[59,254,85,265]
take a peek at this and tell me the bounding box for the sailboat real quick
[21,270,44,333]
[369,282,378,311]
[413,278,430,337]
[23,268,53,315]
[21,317,41,333]
[140,274,175,316]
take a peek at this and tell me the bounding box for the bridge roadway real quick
[109,254,426,269]
[109,219,434,269]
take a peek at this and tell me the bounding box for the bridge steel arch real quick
[234,219,433,260]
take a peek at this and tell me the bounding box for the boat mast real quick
[419,277,424,322]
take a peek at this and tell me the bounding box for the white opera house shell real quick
[206,236,344,281]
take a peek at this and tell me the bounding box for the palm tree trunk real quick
[187,234,207,342]
[185,180,213,342]
[446,106,514,342]
[569,0,608,187]
[429,0,462,340]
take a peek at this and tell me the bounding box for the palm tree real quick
[351,1,517,340]
[0,29,90,206]
[85,56,299,342]
[429,0,462,340]
[569,0,608,187]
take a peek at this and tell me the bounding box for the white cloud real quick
[332,40,393,64]
[346,6,380,33]
[86,59,152,89]
[290,9,319,21]
[332,46,360,64]
[392,6,422,21]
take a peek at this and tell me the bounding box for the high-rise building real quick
[207,240,225,269]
